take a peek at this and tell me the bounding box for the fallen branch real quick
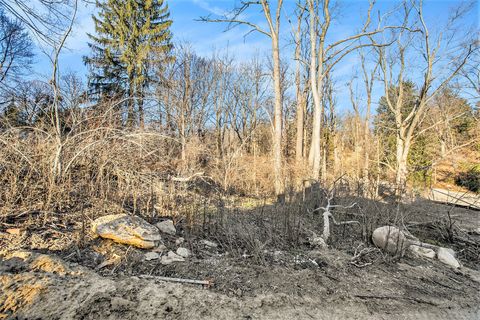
[350,244,381,268]
[138,274,213,287]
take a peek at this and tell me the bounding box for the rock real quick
[168,250,185,260]
[175,237,185,245]
[92,214,161,249]
[144,252,160,261]
[200,240,218,248]
[153,244,167,253]
[439,247,455,256]
[160,256,172,265]
[176,247,190,258]
[409,245,436,259]
[156,220,176,235]
[437,247,460,268]
[160,251,185,265]
[311,236,327,249]
[372,226,407,256]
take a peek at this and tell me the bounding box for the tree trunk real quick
[363,93,371,194]
[395,135,410,191]
[138,87,145,130]
[307,1,324,181]
[294,12,304,163]
[295,75,305,163]
[126,74,135,127]
[272,33,284,198]
[321,142,327,183]
[180,110,186,162]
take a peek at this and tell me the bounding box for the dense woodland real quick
[0,0,479,216]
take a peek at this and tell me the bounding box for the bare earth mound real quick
[1,248,479,320]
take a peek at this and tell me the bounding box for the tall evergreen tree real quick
[84,0,173,127]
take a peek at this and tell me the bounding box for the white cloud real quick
[192,0,228,17]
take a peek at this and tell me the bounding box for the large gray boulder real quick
[437,247,460,268]
[92,214,161,249]
[372,226,408,256]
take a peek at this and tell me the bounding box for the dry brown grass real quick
[0,104,307,223]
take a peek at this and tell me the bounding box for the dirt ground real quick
[1,196,479,319]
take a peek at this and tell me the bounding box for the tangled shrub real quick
[455,165,480,193]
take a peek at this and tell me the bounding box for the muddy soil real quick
[1,249,479,320]
[1,198,479,319]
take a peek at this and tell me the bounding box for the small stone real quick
[167,250,184,260]
[153,244,167,253]
[144,252,160,261]
[409,245,436,259]
[175,237,185,245]
[200,240,218,248]
[156,220,176,235]
[161,251,185,265]
[160,256,172,265]
[92,214,161,249]
[176,247,190,258]
[437,247,460,268]
[372,226,407,256]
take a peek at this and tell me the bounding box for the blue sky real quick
[30,0,479,113]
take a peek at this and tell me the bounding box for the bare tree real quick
[293,3,309,163]
[0,0,73,46]
[306,0,390,182]
[359,49,378,192]
[374,0,477,190]
[0,10,33,86]
[50,0,78,179]
[200,0,285,198]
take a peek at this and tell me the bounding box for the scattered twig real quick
[350,244,380,268]
[138,275,213,287]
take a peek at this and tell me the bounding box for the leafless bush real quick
[0,104,176,219]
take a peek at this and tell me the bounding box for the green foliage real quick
[408,134,434,187]
[374,83,478,186]
[374,81,418,176]
[84,0,173,125]
[455,165,480,193]
[375,81,418,134]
